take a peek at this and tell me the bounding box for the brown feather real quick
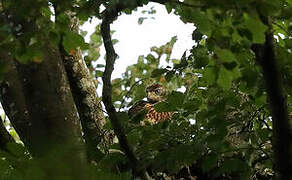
[128,84,173,124]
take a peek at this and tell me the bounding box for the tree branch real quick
[60,49,107,162]
[100,3,150,179]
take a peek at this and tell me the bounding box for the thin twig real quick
[272,21,291,37]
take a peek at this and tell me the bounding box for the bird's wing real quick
[128,100,148,118]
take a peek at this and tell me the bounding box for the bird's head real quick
[146,83,166,103]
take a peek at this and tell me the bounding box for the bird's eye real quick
[154,89,161,95]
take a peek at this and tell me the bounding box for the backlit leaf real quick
[217,67,238,90]
[243,14,268,44]
[203,66,217,85]
[62,31,88,53]
[215,48,236,63]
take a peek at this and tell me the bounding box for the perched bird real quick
[128,83,173,124]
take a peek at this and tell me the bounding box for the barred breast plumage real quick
[144,103,173,123]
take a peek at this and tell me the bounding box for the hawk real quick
[128,83,173,124]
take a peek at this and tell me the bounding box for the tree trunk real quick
[60,48,107,162]
[252,16,292,180]
[55,11,108,162]
[0,43,88,179]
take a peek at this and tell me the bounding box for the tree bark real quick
[0,43,88,178]
[54,10,108,162]
[60,49,107,162]
[252,16,292,180]
[0,51,31,147]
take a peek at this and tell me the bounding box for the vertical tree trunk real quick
[0,43,88,179]
[61,49,107,162]
[252,16,292,180]
[0,51,31,147]
[55,11,108,162]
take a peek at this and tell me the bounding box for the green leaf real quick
[49,31,60,46]
[215,48,236,63]
[100,150,126,170]
[183,99,200,112]
[16,45,44,63]
[232,30,242,43]
[120,172,133,180]
[165,70,175,82]
[151,68,168,78]
[141,0,150,5]
[243,14,268,44]
[255,94,267,106]
[134,84,146,101]
[174,51,188,69]
[257,128,271,142]
[217,67,233,90]
[152,145,199,173]
[6,143,26,157]
[167,91,185,109]
[202,155,218,172]
[130,109,148,123]
[116,112,130,128]
[96,64,105,68]
[203,66,217,85]
[90,33,102,44]
[186,9,211,36]
[154,101,175,112]
[128,129,141,146]
[62,31,88,53]
[205,134,225,148]
[216,159,248,175]
[192,29,203,42]
[284,39,292,48]
[165,2,173,14]
[0,159,10,172]
[146,54,156,63]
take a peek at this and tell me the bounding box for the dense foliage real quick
[0,0,292,179]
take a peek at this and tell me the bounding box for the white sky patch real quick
[0,105,4,116]
[81,3,196,80]
[48,2,55,22]
[177,86,186,93]
[189,118,196,125]
[277,33,285,39]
